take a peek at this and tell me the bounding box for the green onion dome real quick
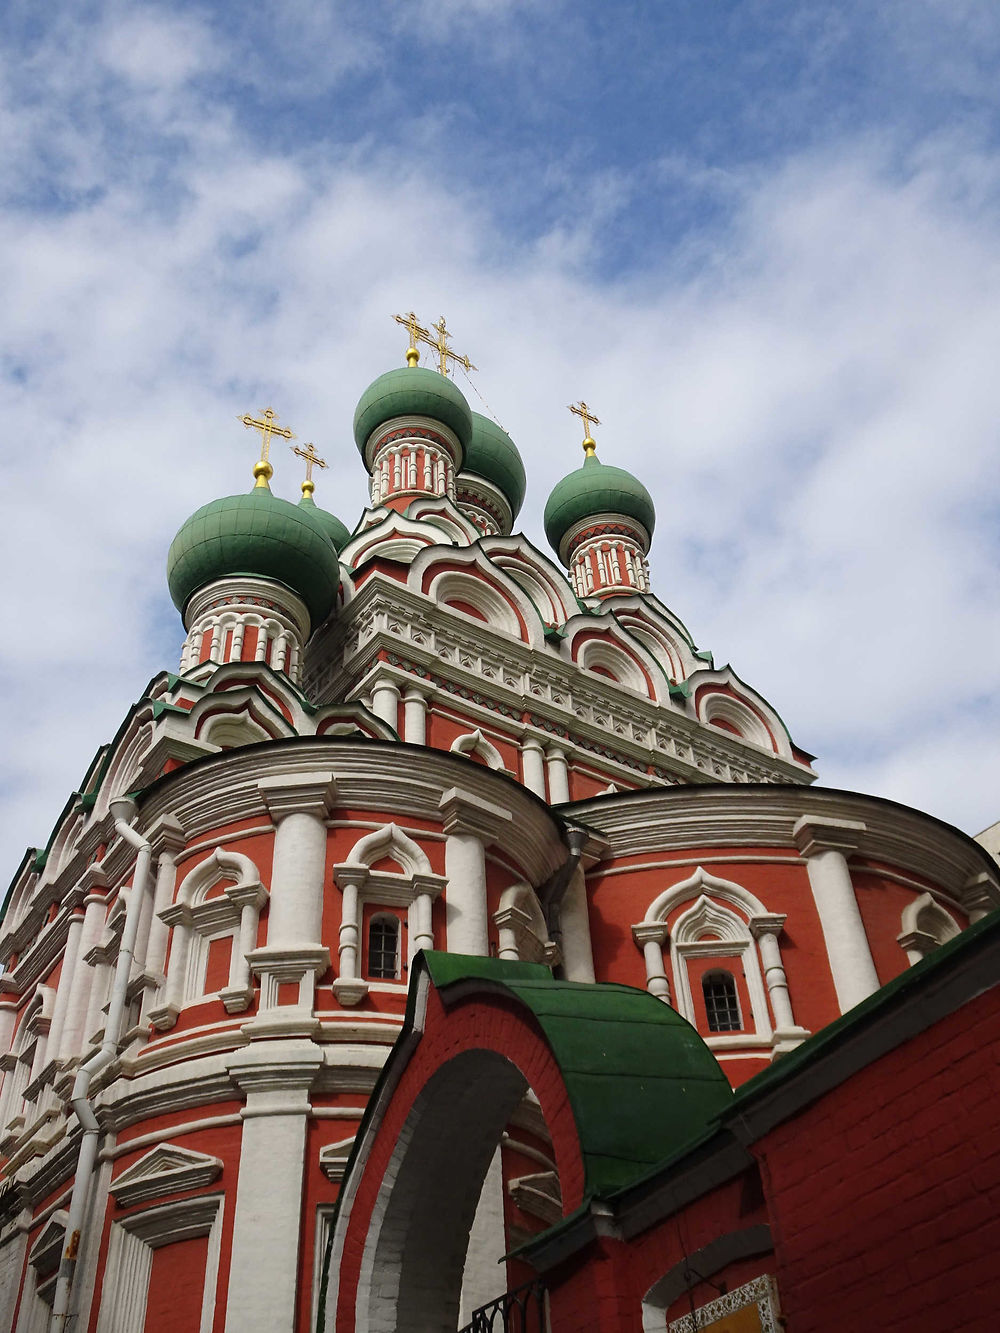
[167,484,341,627]
[352,366,473,463]
[298,491,351,552]
[543,452,656,560]
[462,413,527,520]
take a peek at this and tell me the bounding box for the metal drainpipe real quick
[49,797,152,1332]
[540,826,588,968]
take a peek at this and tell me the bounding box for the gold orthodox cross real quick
[240,407,295,485]
[394,310,430,367]
[392,311,476,377]
[292,441,327,496]
[428,316,476,377]
[569,401,601,455]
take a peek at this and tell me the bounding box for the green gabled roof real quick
[423,953,732,1195]
[462,412,527,517]
[353,365,473,457]
[543,452,656,557]
[166,485,340,626]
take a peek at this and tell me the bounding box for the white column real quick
[521,738,547,799]
[545,746,570,804]
[370,680,401,733]
[560,863,596,983]
[439,788,513,957]
[143,814,186,990]
[259,774,335,947]
[225,1045,323,1333]
[403,687,428,745]
[751,916,796,1032]
[45,915,84,1061]
[632,922,670,1001]
[794,816,880,1013]
[247,774,335,1033]
[337,879,361,984]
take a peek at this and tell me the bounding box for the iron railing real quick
[459,1279,547,1333]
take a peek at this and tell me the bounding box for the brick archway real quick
[328,968,587,1333]
[324,953,732,1333]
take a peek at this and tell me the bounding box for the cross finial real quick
[394,310,429,367]
[239,407,296,487]
[292,441,327,497]
[391,311,476,377]
[569,401,601,457]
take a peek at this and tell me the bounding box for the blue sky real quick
[3,0,1000,874]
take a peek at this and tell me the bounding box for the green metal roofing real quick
[166,485,341,627]
[462,412,527,517]
[423,952,733,1196]
[353,365,473,458]
[543,453,656,557]
[298,493,351,552]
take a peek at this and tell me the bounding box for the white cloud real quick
[3,8,1000,879]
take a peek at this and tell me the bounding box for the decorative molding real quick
[666,1274,780,1333]
[110,1143,223,1208]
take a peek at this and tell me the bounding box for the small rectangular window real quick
[368,917,400,980]
[702,971,742,1032]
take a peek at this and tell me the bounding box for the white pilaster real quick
[439,788,513,957]
[545,746,570,804]
[521,738,547,799]
[794,816,880,1013]
[559,864,596,983]
[403,687,428,745]
[632,922,671,1002]
[370,680,401,733]
[225,1044,323,1333]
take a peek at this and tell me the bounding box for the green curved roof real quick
[167,486,340,627]
[543,453,656,557]
[462,412,527,518]
[298,493,351,552]
[422,953,732,1196]
[353,365,473,460]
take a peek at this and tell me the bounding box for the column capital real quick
[631,921,669,947]
[792,815,866,858]
[402,684,429,703]
[522,736,545,754]
[438,786,513,843]
[962,870,1000,919]
[750,913,787,940]
[258,772,337,822]
[145,814,187,857]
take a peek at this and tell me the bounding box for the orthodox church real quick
[0,315,997,1333]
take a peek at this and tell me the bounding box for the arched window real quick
[368,915,400,980]
[702,971,742,1033]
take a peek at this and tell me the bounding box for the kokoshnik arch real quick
[0,315,997,1333]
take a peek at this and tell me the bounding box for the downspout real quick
[540,825,588,968]
[50,797,152,1332]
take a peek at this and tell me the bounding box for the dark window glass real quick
[369,916,399,980]
[702,971,741,1032]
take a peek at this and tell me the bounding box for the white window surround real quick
[333,824,445,1007]
[148,849,268,1030]
[700,693,773,750]
[898,891,960,964]
[95,1194,223,1333]
[450,729,508,772]
[493,883,554,965]
[0,987,55,1138]
[632,867,809,1056]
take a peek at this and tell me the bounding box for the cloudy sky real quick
[3,0,1000,877]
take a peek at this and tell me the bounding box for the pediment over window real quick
[110,1143,223,1208]
[319,1136,356,1182]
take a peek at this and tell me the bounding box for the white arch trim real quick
[643,866,768,925]
[898,891,960,964]
[177,848,264,905]
[450,730,506,772]
[345,824,432,877]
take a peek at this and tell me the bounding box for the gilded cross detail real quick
[569,401,601,455]
[391,311,476,377]
[292,442,327,496]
